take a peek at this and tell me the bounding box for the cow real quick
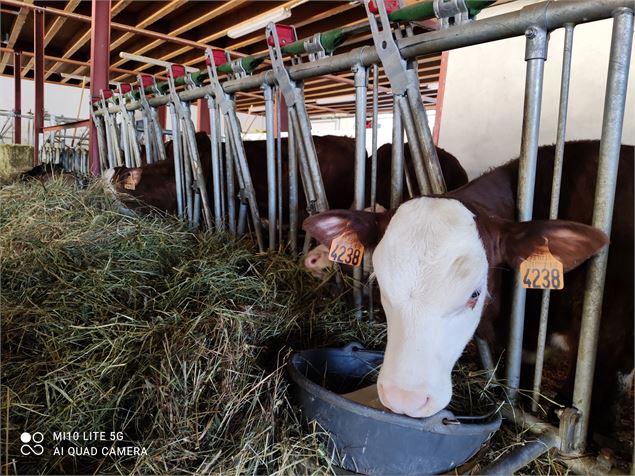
[303,143,468,278]
[105,132,358,218]
[303,140,633,432]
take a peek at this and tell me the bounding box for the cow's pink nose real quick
[305,255,320,267]
[377,381,434,418]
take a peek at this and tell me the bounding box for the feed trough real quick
[288,343,501,475]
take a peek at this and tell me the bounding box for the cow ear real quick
[302,209,393,249]
[499,219,609,272]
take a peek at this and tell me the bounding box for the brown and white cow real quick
[303,143,468,278]
[304,141,633,426]
[105,132,358,217]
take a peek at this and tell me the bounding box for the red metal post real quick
[158,105,167,129]
[13,51,22,144]
[33,11,44,165]
[196,98,210,134]
[89,0,111,176]
[432,50,449,146]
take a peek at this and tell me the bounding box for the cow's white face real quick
[372,198,488,417]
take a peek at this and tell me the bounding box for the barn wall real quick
[0,77,89,144]
[438,0,635,179]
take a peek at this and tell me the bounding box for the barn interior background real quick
[1,0,633,474]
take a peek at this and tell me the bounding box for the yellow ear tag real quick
[328,233,364,267]
[520,243,564,290]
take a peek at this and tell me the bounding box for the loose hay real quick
[1,178,566,475]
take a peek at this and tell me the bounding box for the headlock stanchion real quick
[166,64,213,230]
[205,48,265,251]
[116,83,142,168]
[266,23,330,222]
[137,74,168,164]
[89,97,108,173]
[99,90,122,168]
[89,2,633,469]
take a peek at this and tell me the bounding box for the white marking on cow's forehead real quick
[372,197,488,310]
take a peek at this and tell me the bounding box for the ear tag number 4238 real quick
[329,233,364,267]
[520,244,564,290]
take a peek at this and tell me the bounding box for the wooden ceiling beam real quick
[111,0,300,81]
[0,0,33,74]
[45,0,133,80]
[60,0,182,83]
[21,0,82,77]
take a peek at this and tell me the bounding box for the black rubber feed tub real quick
[288,343,501,475]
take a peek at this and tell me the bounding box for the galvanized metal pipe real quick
[353,63,368,321]
[181,116,195,226]
[226,111,265,251]
[224,121,237,234]
[571,6,633,451]
[397,94,432,195]
[288,112,299,255]
[289,107,317,211]
[481,435,558,475]
[169,104,185,220]
[208,96,223,230]
[506,25,549,402]
[391,100,404,209]
[264,83,277,251]
[532,23,575,413]
[370,63,379,210]
[93,1,631,118]
[275,91,284,247]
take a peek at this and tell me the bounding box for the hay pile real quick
[1,178,568,475]
[1,179,384,475]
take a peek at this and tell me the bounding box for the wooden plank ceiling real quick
[0,1,509,116]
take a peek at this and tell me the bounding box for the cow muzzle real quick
[377,379,445,418]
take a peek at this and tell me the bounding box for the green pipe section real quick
[388,0,496,22]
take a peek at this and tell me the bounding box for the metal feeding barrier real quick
[88,0,633,471]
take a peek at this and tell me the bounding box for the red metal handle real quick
[205,49,227,67]
[368,0,400,14]
[139,75,154,88]
[267,24,296,47]
[102,90,113,99]
[120,83,132,93]
[170,64,186,78]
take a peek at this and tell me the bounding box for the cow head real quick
[303,197,608,418]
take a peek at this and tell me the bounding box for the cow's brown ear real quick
[302,209,394,249]
[499,219,609,272]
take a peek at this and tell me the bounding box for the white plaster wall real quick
[438,0,635,179]
[0,77,89,143]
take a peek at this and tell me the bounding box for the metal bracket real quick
[363,0,409,95]
[304,32,326,62]
[205,48,235,114]
[433,0,470,29]
[230,58,248,79]
[557,407,580,455]
[266,23,304,107]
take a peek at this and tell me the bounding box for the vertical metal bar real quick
[571,7,633,451]
[406,82,447,194]
[208,96,223,230]
[226,111,265,251]
[276,91,284,247]
[180,110,195,226]
[150,107,167,161]
[264,83,277,251]
[141,114,153,164]
[294,97,329,212]
[88,0,110,176]
[398,95,431,195]
[532,23,575,413]
[169,105,185,220]
[391,100,404,209]
[33,9,44,166]
[370,63,379,210]
[288,110,299,255]
[13,50,21,144]
[506,25,549,402]
[353,63,368,321]
[225,117,237,234]
[289,107,317,209]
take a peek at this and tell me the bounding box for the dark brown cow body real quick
[449,141,634,425]
[304,140,633,431]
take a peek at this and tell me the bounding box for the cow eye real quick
[467,289,481,310]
